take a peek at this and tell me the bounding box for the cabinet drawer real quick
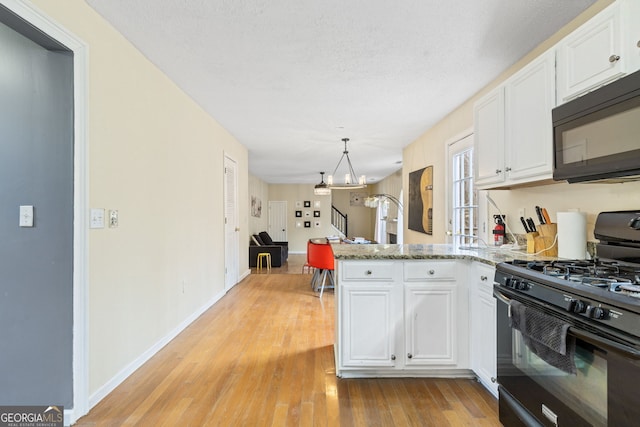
[474,263,496,297]
[341,261,396,281]
[403,261,456,281]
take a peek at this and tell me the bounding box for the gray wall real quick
[0,22,74,407]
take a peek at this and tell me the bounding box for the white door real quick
[268,201,287,242]
[224,155,239,291]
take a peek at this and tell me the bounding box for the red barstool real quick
[308,241,335,298]
[302,240,314,274]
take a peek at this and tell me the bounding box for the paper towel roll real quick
[557,212,587,259]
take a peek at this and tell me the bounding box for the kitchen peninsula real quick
[331,243,542,396]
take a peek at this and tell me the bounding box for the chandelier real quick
[314,172,331,196]
[326,138,367,189]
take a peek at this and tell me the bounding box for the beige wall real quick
[331,190,375,240]
[30,0,249,398]
[268,184,336,252]
[402,0,634,245]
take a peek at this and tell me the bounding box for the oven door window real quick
[512,329,607,426]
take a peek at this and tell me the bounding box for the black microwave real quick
[552,68,640,183]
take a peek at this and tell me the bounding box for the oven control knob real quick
[516,281,529,291]
[590,306,608,319]
[506,278,520,289]
[571,299,587,313]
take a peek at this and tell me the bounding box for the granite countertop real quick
[331,243,555,266]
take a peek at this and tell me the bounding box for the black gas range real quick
[494,210,640,427]
[496,258,640,341]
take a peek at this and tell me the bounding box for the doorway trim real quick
[224,153,239,292]
[1,0,89,423]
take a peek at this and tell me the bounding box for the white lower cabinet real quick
[340,283,401,367]
[335,259,470,378]
[404,283,457,366]
[469,262,498,397]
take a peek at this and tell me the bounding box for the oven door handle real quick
[569,327,640,360]
[493,289,511,305]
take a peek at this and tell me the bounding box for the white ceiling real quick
[85,0,596,185]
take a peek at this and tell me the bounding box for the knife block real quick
[526,232,538,254]
[535,223,558,257]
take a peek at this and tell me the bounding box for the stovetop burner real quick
[511,259,640,294]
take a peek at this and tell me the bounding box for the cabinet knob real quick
[637,40,640,48]
[505,166,512,172]
[365,270,372,275]
[480,275,488,281]
[495,169,502,174]
[407,353,413,359]
[391,354,396,361]
[491,377,497,383]
[609,54,621,63]
[428,269,435,275]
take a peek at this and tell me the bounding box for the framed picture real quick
[251,196,262,218]
[295,201,302,208]
[304,200,311,208]
[350,192,368,206]
[408,165,433,235]
[295,210,302,217]
[296,221,302,228]
[314,221,321,228]
[304,221,311,228]
[304,211,311,218]
[313,210,320,217]
[314,200,321,208]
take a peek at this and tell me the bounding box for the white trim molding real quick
[0,1,89,425]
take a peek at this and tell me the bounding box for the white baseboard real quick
[87,289,226,409]
[239,268,251,281]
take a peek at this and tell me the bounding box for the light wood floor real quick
[74,257,499,426]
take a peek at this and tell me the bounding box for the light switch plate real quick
[90,208,105,229]
[19,205,34,227]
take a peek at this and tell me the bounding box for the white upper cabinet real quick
[504,49,556,182]
[474,49,555,189]
[474,88,505,187]
[557,0,640,103]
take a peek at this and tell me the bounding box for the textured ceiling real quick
[85,0,596,185]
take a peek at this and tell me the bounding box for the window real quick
[451,140,477,247]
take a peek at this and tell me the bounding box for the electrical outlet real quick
[109,210,119,228]
[518,208,526,218]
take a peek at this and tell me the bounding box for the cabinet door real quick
[505,49,555,182]
[474,88,505,187]
[476,291,497,396]
[557,2,625,103]
[341,284,399,367]
[404,283,456,366]
[470,263,498,397]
